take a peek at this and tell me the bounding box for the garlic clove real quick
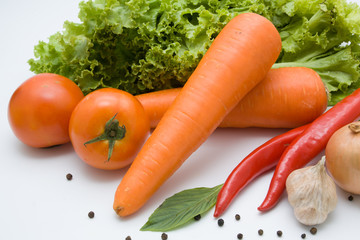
[286,156,337,226]
[293,206,328,226]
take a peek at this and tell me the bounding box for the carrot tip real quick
[114,206,124,216]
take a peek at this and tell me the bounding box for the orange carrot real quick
[136,67,328,129]
[136,88,179,128]
[113,13,282,217]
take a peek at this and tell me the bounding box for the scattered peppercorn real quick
[161,233,168,240]
[237,233,243,239]
[217,218,224,227]
[194,214,201,221]
[125,236,131,240]
[301,233,306,239]
[235,214,241,221]
[88,211,95,219]
[66,173,73,180]
[258,229,264,236]
[310,227,317,235]
[348,195,354,201]
[277,230,283,237]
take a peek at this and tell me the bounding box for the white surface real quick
[1,1,360,239]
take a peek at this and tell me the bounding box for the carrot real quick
[113,13,282,217]
[136,67,328,129]
[136,88,179,128]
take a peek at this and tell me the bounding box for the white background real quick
[1,1,360,239]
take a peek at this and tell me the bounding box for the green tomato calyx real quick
[84,113,126,162]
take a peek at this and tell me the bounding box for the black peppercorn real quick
[161,232,168,240]
[88,211,95,219]
[301,233,306,239]
[348,195,354,201]
[277,230,283,237]
[66,173,73,180]
[237,233,243,239]
[217,218,224,227]
[194,214,201,221]
[258,229,264,236]
[235,214,241,221]
[310,227,317,235]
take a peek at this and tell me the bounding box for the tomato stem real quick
[84,113,126,162]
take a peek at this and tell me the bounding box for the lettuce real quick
[28,0,360,105]
[270,0,360,105]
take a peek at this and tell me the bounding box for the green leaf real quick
[140,184,223,232]
[28,0,360,104]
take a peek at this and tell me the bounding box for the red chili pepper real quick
[214,124,308,218]
[258,88,360,212]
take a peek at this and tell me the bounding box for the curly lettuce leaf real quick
[270,0,360,105]
[28,0,360,105]
[29,0,261,95]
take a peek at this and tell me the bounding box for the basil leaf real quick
[140,184,223,232]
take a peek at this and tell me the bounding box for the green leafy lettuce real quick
[28,0,360,105]
[271,0,360,105]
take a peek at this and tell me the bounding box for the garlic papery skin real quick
[286,157,337,226]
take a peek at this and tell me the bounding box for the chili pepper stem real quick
[84,113,126,162]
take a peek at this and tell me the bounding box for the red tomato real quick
[8,73,84,148]
[69,88,150,170]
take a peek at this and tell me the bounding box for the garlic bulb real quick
[286,156,337,225]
